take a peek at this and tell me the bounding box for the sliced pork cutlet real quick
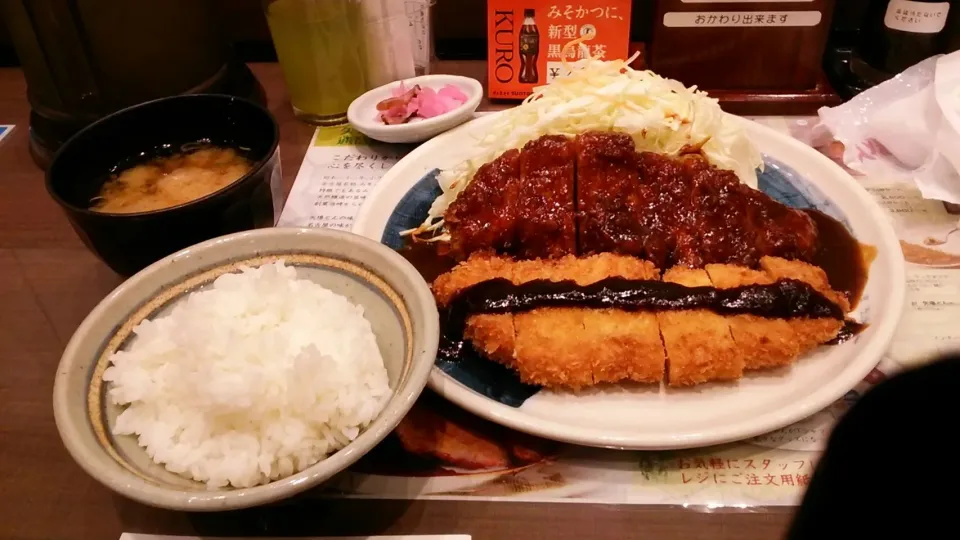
[683,156,763,267]
[635,151,699,268]
[435,253,665,389]
[432,254,517,366]
[515,135,577,259]
[630,149,819,268]
[758,256,847,351]
[575,132,657,258]
[511,254,665,388]
[743,186,819,264]
[704,264,801,369]
[657,267,745,386]
[443,148,521,260]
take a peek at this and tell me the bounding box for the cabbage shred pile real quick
[408,47,763,242]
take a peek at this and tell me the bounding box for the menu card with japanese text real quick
[278,126,412,230]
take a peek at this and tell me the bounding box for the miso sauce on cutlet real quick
[803,209,872,310]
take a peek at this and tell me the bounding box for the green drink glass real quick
[265,0,370,126]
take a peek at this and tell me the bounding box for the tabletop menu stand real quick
[647,0,841,115]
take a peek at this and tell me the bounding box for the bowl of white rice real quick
[52,227,439,511]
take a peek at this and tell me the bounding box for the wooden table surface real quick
[0,62,794,540]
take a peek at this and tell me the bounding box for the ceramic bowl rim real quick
[52,227,438,511]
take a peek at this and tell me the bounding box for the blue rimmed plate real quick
[353,113,905,450]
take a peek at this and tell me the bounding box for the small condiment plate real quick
[347,75,483,144]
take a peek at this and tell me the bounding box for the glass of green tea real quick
[265,0,371,126]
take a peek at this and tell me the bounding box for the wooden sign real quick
[649,0,840,114]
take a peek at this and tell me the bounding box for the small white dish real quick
[347,75,483,144]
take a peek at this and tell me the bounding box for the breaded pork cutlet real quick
[657,267,744,386]
[704,264,801,369]
[511,255,665,388]
[442,131,820,268]
[443,149,521,259]
[759,256,847,350]
[515,135,577,259]
[433,253,665,388]
[434,254,856,389]
[433,254,516,366]
[575,132,661,260]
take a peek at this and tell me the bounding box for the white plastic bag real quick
[818,51,960,204]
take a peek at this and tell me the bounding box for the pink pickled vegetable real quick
[438,84,469,103]
[376,83,421,124]
[375,81,469,125]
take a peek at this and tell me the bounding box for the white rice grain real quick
[102,261,391,489]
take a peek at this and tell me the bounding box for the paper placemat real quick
[120,533,470,540]
[278,115,959,508]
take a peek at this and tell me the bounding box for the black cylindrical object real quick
[0,0,265,168]
[855,0,957,80]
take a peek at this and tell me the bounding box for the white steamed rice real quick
[102,261,391,489]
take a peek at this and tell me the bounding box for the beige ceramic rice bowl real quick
[53,228,438,511]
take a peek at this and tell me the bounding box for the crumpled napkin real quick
[818,51,960,204]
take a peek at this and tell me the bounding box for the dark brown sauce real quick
[404,211,871,311]
[441,277,846,341]
[399,242,457,283]
[400,208,872,360]
[804,209,871,310]
[829,319,867,345]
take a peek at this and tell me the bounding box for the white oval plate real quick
[353,112,906,450]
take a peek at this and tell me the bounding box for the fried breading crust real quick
[658,267,743,386]
[434,254,849,389]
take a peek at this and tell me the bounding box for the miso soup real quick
[90,145,254,214]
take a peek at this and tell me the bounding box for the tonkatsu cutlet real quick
[433,254,853,389]
[515,135,577,259]
[433,254,516,367]
[575,132,659,261]
[759,257,846,350]
[704,264,801,369]
[657,266,744,386]
[442,131,820,269]
[510,255,665,388]
[443,149,520,259]
[433,253,665,388]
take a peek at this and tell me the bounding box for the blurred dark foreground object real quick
[787,352,960,539]
[0,0,265,169]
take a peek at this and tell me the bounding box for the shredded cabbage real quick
[407,45,763,241]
